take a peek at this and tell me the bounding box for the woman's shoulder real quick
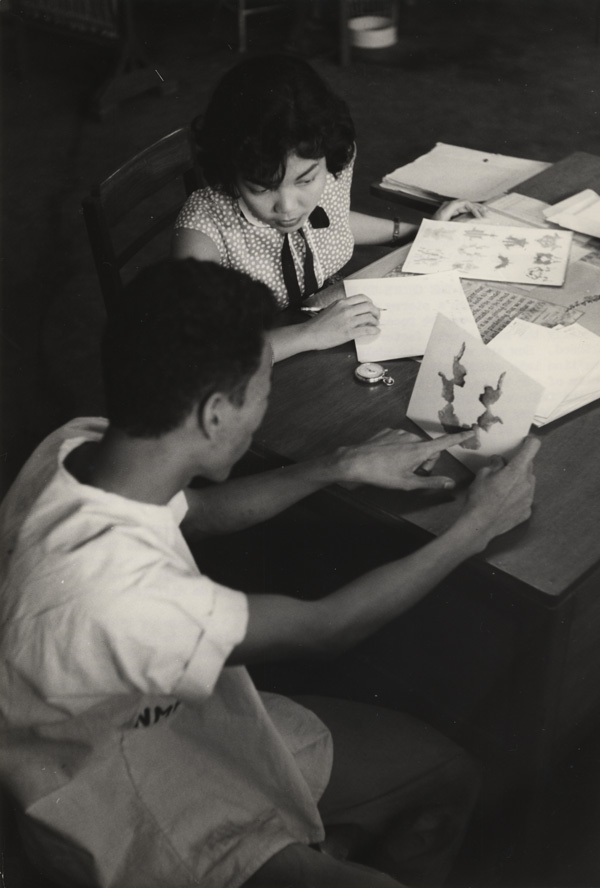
[175,186,239,230]
[327,148,356,192]
[339,146,356,183]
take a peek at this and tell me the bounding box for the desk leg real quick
[485,594,576,882]
[339,0,350,66]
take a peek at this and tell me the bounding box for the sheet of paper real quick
[382,143,550,202]
[460,280,583,343]
[407,314,543,472]
[488,319,600,424]
[544,357,600,422]
[403,219,572,286]
[485,193,594,261]
[543,189,600,238]
[345,271,480,362]
[485,193,551,228]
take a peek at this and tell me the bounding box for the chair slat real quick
[116,208,181,267]
[82,124,203,316]
[97,128,201,224]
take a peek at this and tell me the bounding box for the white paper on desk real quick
[407,314,543,472]
[484,193,552,228]
[543,189,600,239]
[403,219,573,286]
[488,319,600,424]
[345,271,480,362]
[381,143,549,202]
[545,356,600,421]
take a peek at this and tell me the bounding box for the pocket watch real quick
[354,362,395,386]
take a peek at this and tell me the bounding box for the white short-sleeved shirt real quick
[174,158,355,308]
[0,419,333,888]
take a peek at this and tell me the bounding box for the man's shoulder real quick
[0,466,191,633]
[0,419,125,595]
[0,418,107,549]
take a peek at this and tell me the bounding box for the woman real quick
[173,54,481,361]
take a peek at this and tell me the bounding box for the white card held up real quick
[407,314,543,472]
[345,271,480,363]
[402,219,572,286]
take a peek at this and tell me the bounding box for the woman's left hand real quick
[433,200,486,221]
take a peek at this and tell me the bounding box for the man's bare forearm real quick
[182,452,347,537]
[183,430,477,539]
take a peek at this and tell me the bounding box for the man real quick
[0,260,538,888]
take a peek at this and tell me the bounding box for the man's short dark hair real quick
[195,54,355,195]
[102,260,277,437]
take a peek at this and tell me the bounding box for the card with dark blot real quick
[407,313,543,472]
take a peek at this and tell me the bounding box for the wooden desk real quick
[252,156,600,874]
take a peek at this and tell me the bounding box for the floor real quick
[1,0,600,885]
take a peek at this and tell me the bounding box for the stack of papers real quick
[543,189,600,238]
[488,318,600,425]
[380,143,550,203]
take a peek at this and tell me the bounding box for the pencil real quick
[300,306,386,312]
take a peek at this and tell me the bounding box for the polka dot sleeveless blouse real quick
[174,156,355,308]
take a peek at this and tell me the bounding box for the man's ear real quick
[198,391,227,441]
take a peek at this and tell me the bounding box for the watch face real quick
[355,362,384,382]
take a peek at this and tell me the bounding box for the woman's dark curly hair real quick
[195,54,356,195]
[103,259,277,437]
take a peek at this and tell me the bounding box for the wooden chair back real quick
[82,126,204,316]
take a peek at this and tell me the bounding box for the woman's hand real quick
[433,200,486,221]
[308,295,380,350]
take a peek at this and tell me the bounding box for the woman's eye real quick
[299,176,316,187]
[244,180,270,195]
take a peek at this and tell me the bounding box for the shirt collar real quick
[237,196,272,229]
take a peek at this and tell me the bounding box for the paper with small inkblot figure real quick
[407,314,543,472]
[345,270,480,363]
[403,219,572,286]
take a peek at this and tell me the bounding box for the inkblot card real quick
[403,219,573,286]
[407,314,543,472]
